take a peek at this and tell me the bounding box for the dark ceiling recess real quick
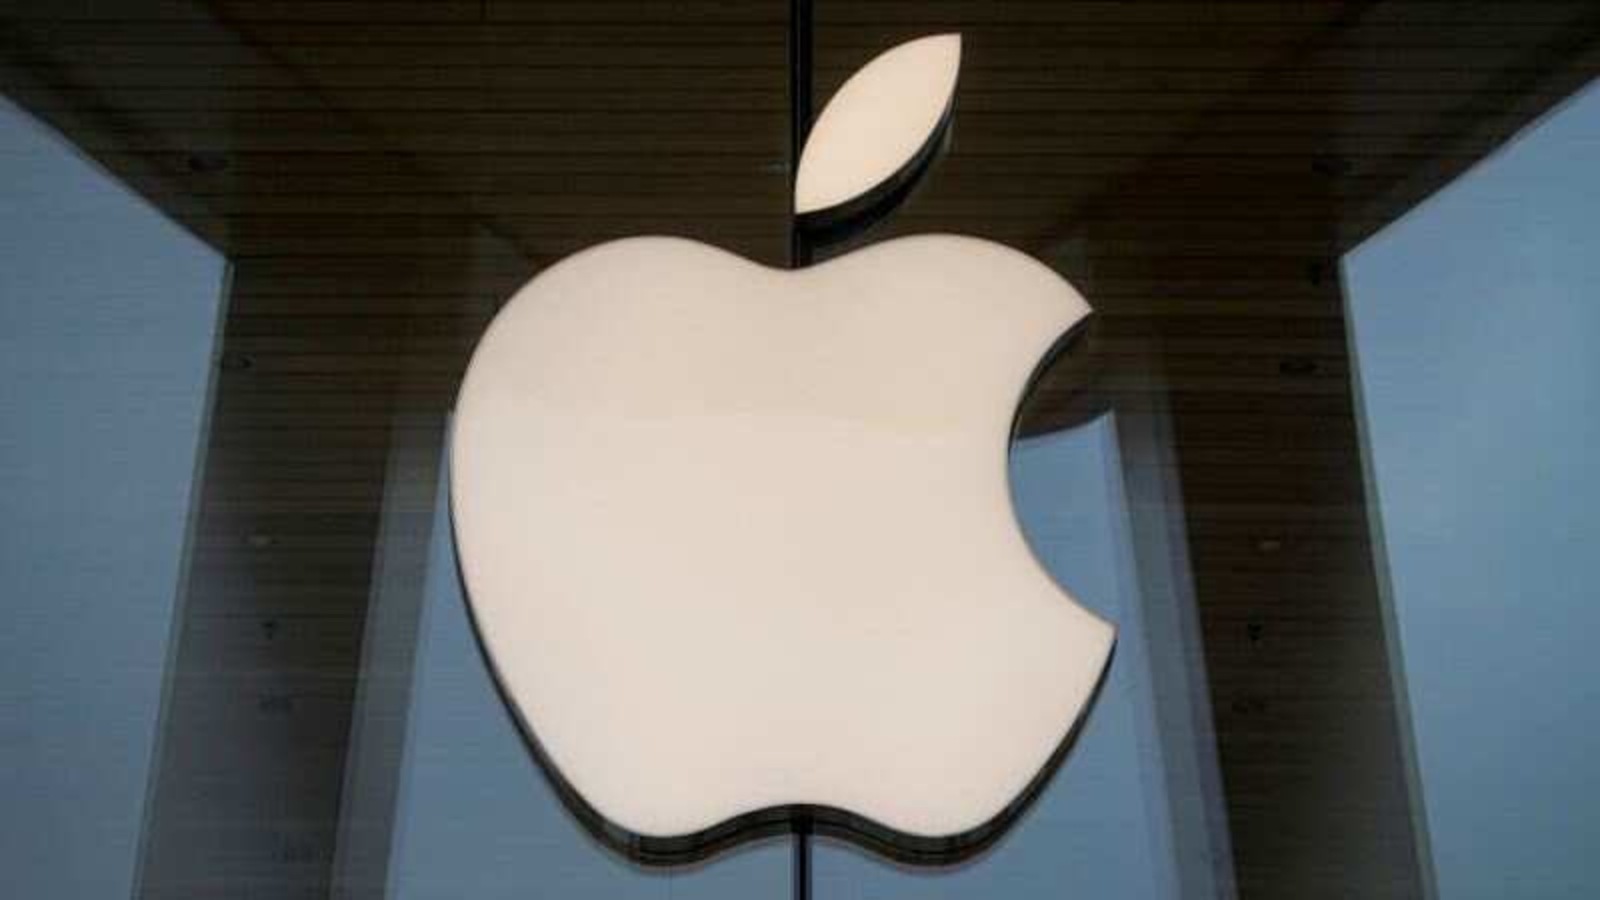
[3,2,1598,898]
[185,151,230,174]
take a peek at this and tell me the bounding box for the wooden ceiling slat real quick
[47,39,1588,71]
[35,83,1585,115]
[36,18,1595,48]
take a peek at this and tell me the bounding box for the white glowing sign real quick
[450,34,1114,865]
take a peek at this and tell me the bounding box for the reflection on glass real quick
[0,95,227,898]
[1344,77,1600,900]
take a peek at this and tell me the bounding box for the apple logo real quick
[449,34,1115,866]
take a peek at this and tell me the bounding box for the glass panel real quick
[1344,77,1600,899]
[0,95,227,898]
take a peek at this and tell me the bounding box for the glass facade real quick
[0,95,227,898]
[1343,79,1600,900]
[1,2,1597,897]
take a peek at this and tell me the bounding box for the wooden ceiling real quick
[4,1,1599,898]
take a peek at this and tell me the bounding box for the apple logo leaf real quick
[795,34,962,227]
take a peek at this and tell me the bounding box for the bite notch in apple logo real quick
[449,33,1116,867]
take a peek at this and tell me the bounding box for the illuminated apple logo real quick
[450,34,1114,865]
